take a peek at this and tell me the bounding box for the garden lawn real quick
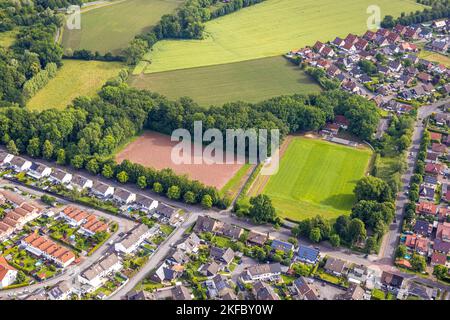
[130,56,321,106]
[62,0,183,55]
[419,49,450,68]
[139,0,423,74]
[262,137,371,221]
[27,60,123,111]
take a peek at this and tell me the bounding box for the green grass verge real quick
[62,0,183,55]
[263,137,372,221]
[220,163,252,198]
[27,59,124,111]
[138,0,423,74]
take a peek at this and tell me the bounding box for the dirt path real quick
[247,135,293,197]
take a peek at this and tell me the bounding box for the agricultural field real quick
[254,136,372,221]
[115,131,245,189]
[27,60,123,111]
[138,0,423,74]
[61,0,183,55]
[129,56,321,106]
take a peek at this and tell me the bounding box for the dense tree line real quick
[64,49,124,62]
[381,1,450,28]
[22,62,57,100]
[304,67,340,91]
[0,1,64,106]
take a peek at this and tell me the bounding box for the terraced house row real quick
[20,232,76,268]
[0,189,42,241]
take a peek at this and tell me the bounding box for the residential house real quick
[297,245,320,264]
[242,263,282,283]
[48,280,73,300]
[171,285,192,300]
[71,175,93,191]
[0,256,17,289]
[21,233,76,268]
[115,224,155,255]
[252,280,280,300]
[221,224,243,240]
[271,239,294,254]
[425,163,443,175]
[49,169,72,184]
[0,152,14,167]
[313,41,325,53]
[430,252,447,266]
[324,257,346,276]
[78,253,122,289]
[381,271,404,291]
[414,220,432,237]
[363,30,377,41]
[177,232,201,254]
[91,181,114,198]
[153,262,182,283]
[27,163,52,180]
[419,185,435,201]
[199,261,220,277]
[405,234,429,256]
[432,143,447,155]
[112,188,136,205]
[134,194,158,212]
[205,274,232,299]
[210,246,235,266]
[416,202,438,216]
[292,277,319,300]
[347,264,368,285]
[338,283,365,300]
[193,215,222,234]
[9,157,32,172]
[247,231,268,246]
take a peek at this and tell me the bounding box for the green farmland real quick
[262,137,372,221]
[27,60,124,111]
[139,0,423,74]
[129,56,321,106]
[62,0,183,55]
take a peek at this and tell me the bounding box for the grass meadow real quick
[27,60,124,111]
[129,56,321,106]
[138,0,423,74]
[261,137,372,221]
[62,0,183,55]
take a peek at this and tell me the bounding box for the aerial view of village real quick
[0,0,449,306]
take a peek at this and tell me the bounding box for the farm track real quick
[247,135,293,197]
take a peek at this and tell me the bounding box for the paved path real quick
[108,211,196,300]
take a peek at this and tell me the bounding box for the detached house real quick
[324,257,346,276]
[241,263,282,283]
